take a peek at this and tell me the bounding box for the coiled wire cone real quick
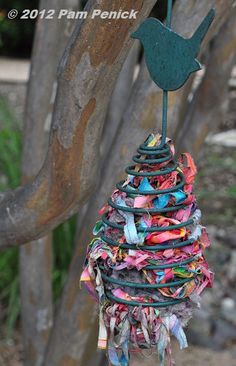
[81,135,212,307]
[92,134,209,307]
[81,134,213,363]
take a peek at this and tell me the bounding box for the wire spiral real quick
[98,136,198,307]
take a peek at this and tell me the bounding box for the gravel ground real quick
[132,342,236,366]
[0,339,235,366]
[0,82,27,124]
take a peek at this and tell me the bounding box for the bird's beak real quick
[131,30,140,39]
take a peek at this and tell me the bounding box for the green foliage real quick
[195,149,236,226]
[0,0,39,57]
[0,97,21,190]
[0,96,21,338]
[227,185,236,199]
[0,96,76,338]
[53,216,77,300]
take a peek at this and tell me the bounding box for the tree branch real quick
[100,42,140,157]
[175,5,236,156]
[0,0,156,249]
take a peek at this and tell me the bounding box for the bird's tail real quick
[190,9,215,48]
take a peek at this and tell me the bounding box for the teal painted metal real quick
[99,256,196,271]
[100,271,194,289]
[99,0,215,309]
[161,90,168,146]
[106,292,187,308]
[166,0,172,27]
[101,234,195,251]
[102,213,193,232]
[131,8,215,92]
[131,0,214,151]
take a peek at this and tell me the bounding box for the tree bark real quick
[172,0,233,43]
[74,42,140,239]
[41,59,159,366]
[38,1,157,365]
[0,0,157,249]
[100,42,140,157]
[20,1,79,365]
[170,0,234,138]
[175,6,236,156]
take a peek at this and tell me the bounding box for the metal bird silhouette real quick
[131,9,215,91]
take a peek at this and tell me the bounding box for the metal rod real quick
[160,90,168,146]
[166,0,173,28]
[160,0,173,148]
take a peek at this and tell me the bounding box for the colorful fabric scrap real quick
[81,134,213,366]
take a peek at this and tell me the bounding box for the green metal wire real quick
[160,91,168,148]
[98,0,197,308]
[102,213,193,232]
[101,271,194,289]
[99,256,196,271]
[108,197,187,214]
[101,234,195,252]
[116,171,185,195]
[166,0,173,27]
[125,160,178,176]
[106,292,187,308]
[159,0,173,148]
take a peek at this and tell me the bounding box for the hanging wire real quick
[159,0,173,148]
[97,0,197,308]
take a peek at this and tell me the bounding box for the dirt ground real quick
[1,339,235,366]
[132,342,236,366]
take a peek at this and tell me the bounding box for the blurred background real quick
[0,0,236,365]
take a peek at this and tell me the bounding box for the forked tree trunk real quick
[0,0,232,249]
[0,0,157,250]
[40,1,158,365]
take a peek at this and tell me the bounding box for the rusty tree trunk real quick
[0,0,156,250]
[20,1,79,365]
[40,1,158,365]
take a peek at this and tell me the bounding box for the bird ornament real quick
[131,9,215,91]
[81,2,215,365]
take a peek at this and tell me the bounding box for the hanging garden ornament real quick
[81,2,215,365]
